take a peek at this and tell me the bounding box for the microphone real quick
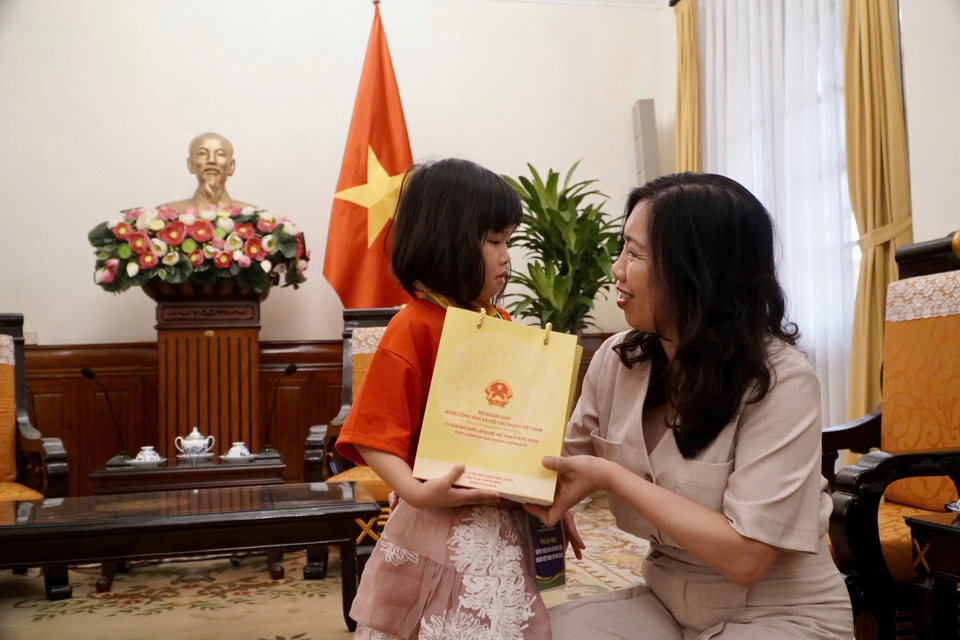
[259,363,297,460]
[81,367,128,466]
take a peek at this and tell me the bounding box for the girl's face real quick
[478,227,514,302]
[612,203,665,336]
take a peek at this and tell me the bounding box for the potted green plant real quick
[503,161,622,334]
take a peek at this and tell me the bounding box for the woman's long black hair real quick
[613,172,799,458]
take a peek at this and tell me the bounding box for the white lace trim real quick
[381,538,421,566]
[354,627,403,640]
[433,504,535,640]
[886,271,960,322]
[353,327,388,354]
[0,335,12,366]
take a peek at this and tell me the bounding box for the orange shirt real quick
[336,298,510,469]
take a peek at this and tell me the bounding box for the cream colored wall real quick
[0,0,674,344]
[900,0,960,242]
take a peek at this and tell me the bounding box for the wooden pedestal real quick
[154,295,262,459]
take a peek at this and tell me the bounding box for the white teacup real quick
[135,446,162,462]
[224,442,251,458]
[175,426,215,455]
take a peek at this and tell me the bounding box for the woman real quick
[527,173,853,639]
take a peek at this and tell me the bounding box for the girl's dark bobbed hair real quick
[390,158,522,309]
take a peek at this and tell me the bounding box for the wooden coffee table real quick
[0,482,379,631]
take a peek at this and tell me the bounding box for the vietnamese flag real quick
[323,2,413,309]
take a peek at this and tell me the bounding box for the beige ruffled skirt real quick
[350,499,551,640]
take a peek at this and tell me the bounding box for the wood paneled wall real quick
[25,341,343,496]
[24,333,610,497]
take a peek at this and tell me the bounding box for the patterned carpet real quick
[0,493,647,639]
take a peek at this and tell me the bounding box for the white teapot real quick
[175,427,215,455]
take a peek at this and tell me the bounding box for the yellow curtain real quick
[674,0,701,172]
[844,0,912,422]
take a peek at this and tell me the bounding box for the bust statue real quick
[162,132,255,212]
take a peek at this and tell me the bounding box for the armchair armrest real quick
[304,406,350,483]
[829,450,960,585]
[821,404,882,490]
[15,410,68,499]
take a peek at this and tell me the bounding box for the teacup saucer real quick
[126,458,167,468]
[220,454,258,464]
[176,452,215,460]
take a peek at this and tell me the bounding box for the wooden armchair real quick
[0,314,69,516]
[822,231,960,640]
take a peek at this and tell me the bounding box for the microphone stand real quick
[81,367,129,467]
[258,363,297,461]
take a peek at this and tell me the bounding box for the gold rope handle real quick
[476,308,487,328]
[543,322,552,344]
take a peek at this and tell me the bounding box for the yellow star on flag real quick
[334,146,405,248]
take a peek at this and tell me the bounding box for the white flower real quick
[216,209,232,218]
[149,219,166,232]
[225,232,244,252]
[297,259,309,272]
[135,210,157,231]
[200,209,218,221]
[178,212,197,226]
[260,259,272,273]
[162,251,180,266]
[94,268,105,284]
[261,234,278,254]
[107,218,122,229]
[240,206,256,216]
[202,244,219,259]
[150,238,169,257]
[217,217,235,233]
[282,222,298,236]
[126,262,140,277]
[232,249,243,261]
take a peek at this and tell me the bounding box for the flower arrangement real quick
[89,205,309,295]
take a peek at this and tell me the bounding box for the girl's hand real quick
[525,455,614,526]
[402,463,500,510]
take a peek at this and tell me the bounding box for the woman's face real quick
[478,227,514,302]
[612,202,665,336]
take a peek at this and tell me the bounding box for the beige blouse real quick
[565,333,832,565]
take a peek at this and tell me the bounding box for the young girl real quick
[335,158,552,640]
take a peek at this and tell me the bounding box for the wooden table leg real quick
[43,565,72,600]
[340,542,358,632]
[96,561,117,593]
[266,549,284,579]
[304,545,328,580]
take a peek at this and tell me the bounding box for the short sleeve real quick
[336,348,423,468]
[723,352,828,552]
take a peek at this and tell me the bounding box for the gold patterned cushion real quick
[351,327,387,402]
[0,335,16,483]
[876,501,938,584]
[0,481,43,503]
[327,465,392,503]
[881,272,960,511]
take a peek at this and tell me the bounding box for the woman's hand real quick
[525,455,615,526]
[401,463,501,510]
[562,511,586,560]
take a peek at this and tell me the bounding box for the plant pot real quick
[140,277,272,302]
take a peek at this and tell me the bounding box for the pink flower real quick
[188,250,204,267]
[111,222,134,240]
[187,220,215,242]
[101,269,115,283]
[123,208,143,221]
[157,221,187,246]
[138,253,158,269]
[213,251,232,269]
[226,206,243,217]
[237,254,252,269]
[127,231,151,255]
[295,235,304,259]
[256,217,278,233]
[105,258,119,271]
[243,238,265,261]
[157,205,179,221]
[211,237,225,249]
[234,222,256,240]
